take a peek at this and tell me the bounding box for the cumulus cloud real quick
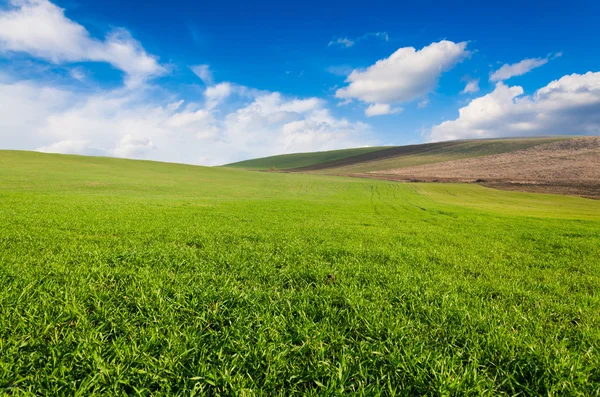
[489,53,561,82]
[461,77,480,94]
[0,0,372,165]
[0,0,165,86]
[336,40,470,110]
[0,76,372,165]
[222,93,369,159]
[365,103,402,117]
[428,72,600,141]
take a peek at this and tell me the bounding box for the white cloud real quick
[69,67,85,81]
[489,53,561,82]
[328,32,389,48]
[336,40,470,109]
[204,82,235,109]
[328,37,355,48]
[0,0,165,86]
[113,134,155,157]
[37,139,99,155]
[0,77,72,149]
[0,75,372,165]
[461,78,480,94]
[417,99,429,108]
[365,103,402,117]
[220,94,370,160]
[366,32,389,42]
[0,0,372,165]
[428,72,600,141]
[191,64,213,85]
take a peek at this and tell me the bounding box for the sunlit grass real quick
[1,150,599,395]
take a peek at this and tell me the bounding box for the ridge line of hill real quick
[225,137,569,173]
[285,141,463,172]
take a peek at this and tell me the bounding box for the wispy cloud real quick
[461,77,480,94]
[69,67,86,82]
[490,53,562,82]
[326,65,354,76]
[190,64,214,85]
[328,37,355,48]
[328,32,389,48]
[362,32,389,42]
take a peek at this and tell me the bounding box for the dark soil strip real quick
[285,141,464,172]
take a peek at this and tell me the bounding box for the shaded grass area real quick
[307,138,567,174]
[1,151,599,395]
[224,146,390,170]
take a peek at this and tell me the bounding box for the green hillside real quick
[224,146,390,170]
[224,137,568,174]
[1,150,599,395]
[296,137,569,174]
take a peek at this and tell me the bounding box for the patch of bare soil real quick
[360,137,600,199]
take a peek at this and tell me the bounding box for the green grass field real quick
[1,150,599,395]
[224,146,390,170]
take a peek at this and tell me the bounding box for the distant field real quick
[224,146,390,170]
[228,136,600,198]
[1,151,600,395]
[368,137,600,199]
[224,138,568,175]
[293,137,567,173]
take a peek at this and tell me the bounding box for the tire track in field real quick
[366,183,410,228]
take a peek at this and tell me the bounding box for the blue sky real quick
[1,0,599,164]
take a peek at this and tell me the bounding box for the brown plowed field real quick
[353,137,600,199]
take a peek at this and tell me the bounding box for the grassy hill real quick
[303,137,568,174]
[223,146,390,170]
[1,150,599,394]
[225,137,568,174]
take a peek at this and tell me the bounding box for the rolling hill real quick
[224,137,566,173]
[224,146,391,170]
[297,137,568,174]
[225,136,600,198]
